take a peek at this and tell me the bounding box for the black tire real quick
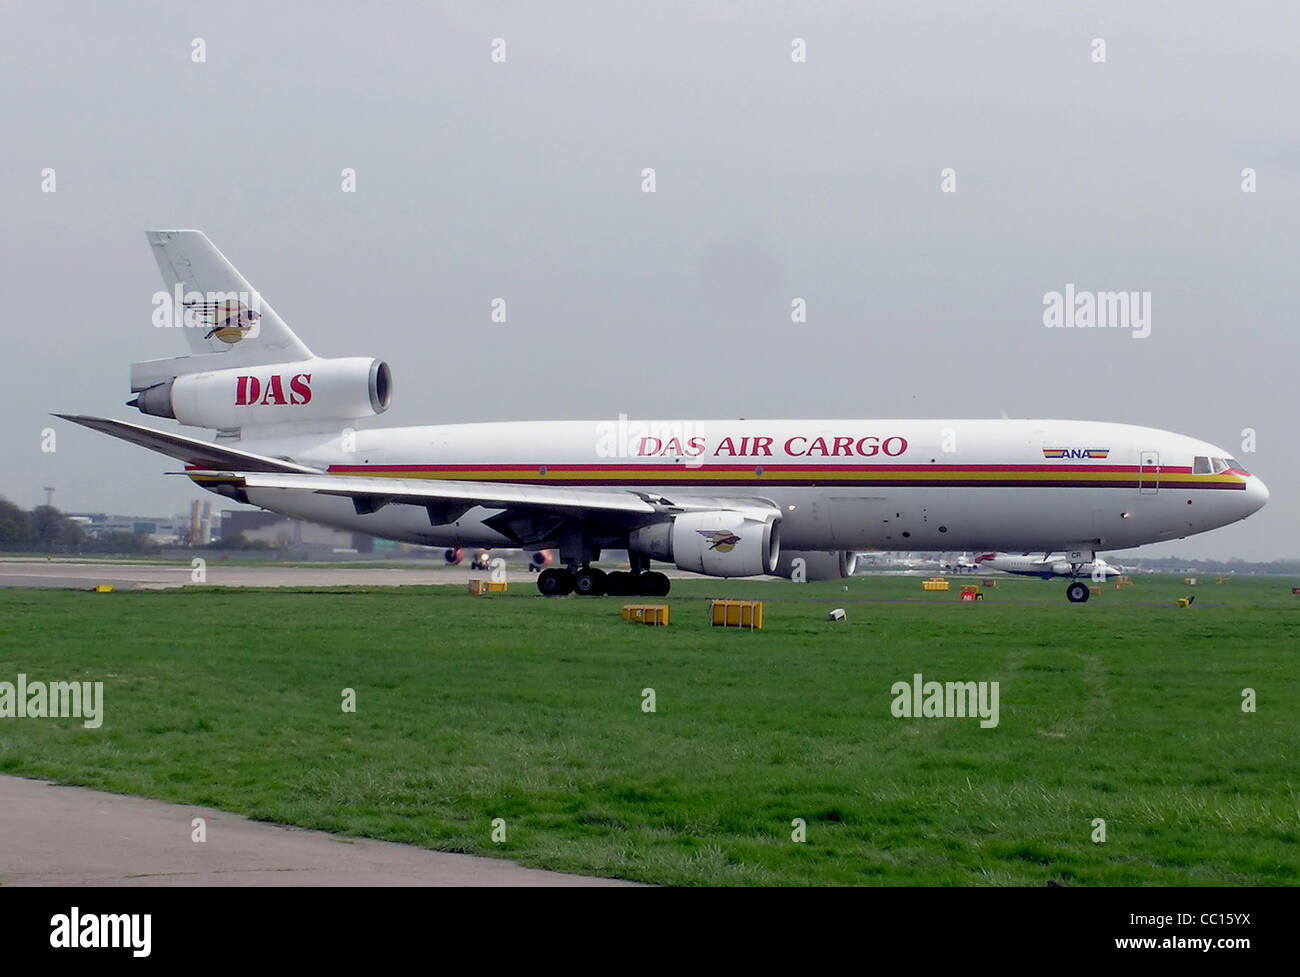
[605,571,632,597]
[537,567,573,597]
[1066,582,1090,603]
[639,571,671,598]
[573,567,608,597]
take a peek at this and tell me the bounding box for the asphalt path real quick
[0,776,632,886]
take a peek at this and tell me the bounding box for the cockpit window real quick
[1195,455,1248,475]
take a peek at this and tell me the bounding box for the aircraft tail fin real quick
[146,230,313,365]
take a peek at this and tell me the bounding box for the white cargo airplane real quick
[57,231,1269,603]
[974,552,1125,597]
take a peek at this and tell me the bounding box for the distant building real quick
[220,510,374,553]
[65,508,374,553]
[68,512,193,545]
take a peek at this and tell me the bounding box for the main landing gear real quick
[1066,581,1090,604]
[536,566,670,597]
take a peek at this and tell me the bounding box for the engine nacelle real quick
[528,550,553,572]
[629,510,780,578]
[132,357,392,429]
[444,548,464,566]
[773,550,858,581]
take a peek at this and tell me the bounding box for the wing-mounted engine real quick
[129,357,392,429]
[773,550,858,580]
[629,509,781,578]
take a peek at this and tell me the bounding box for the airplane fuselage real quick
[218,417,1267,555]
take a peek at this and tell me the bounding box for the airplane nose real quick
[1245,475,1269,514]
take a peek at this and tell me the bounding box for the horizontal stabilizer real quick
[53,414,322,474]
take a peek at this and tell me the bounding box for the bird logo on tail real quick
[186,299,261,344]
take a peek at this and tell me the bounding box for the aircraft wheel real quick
[639,571,671,597]
[537,567,573,597]
[573,567,608,597]
[1066,582,1090,603]
[605,571,633,597]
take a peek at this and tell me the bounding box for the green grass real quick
[1,574,1297,885]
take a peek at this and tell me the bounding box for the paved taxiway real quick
[0,560,566,590]
[0,777,632,886]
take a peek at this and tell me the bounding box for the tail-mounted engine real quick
[130,357,391,429]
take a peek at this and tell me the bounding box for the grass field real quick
[1,573,1297,885]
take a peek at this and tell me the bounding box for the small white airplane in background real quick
[941,553,979,573]
[975,552,1127,598]
[56,231,1269,603]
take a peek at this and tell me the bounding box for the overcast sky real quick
[2,1,1296,560]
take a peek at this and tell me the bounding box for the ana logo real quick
[187,299,261,344]
[1043,447,1109,460]
[698,530,742,552]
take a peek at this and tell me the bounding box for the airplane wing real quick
[183,470,777,545]
[55,414,778,546]
[201,469,665,516]
[54,414,323,474]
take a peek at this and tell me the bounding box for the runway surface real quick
[0,558,949,593]
[0,559,592,590]
[0,776,632,886]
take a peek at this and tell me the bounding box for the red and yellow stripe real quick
[321,462,1248,490]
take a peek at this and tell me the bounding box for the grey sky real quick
[2,1,1295,559]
